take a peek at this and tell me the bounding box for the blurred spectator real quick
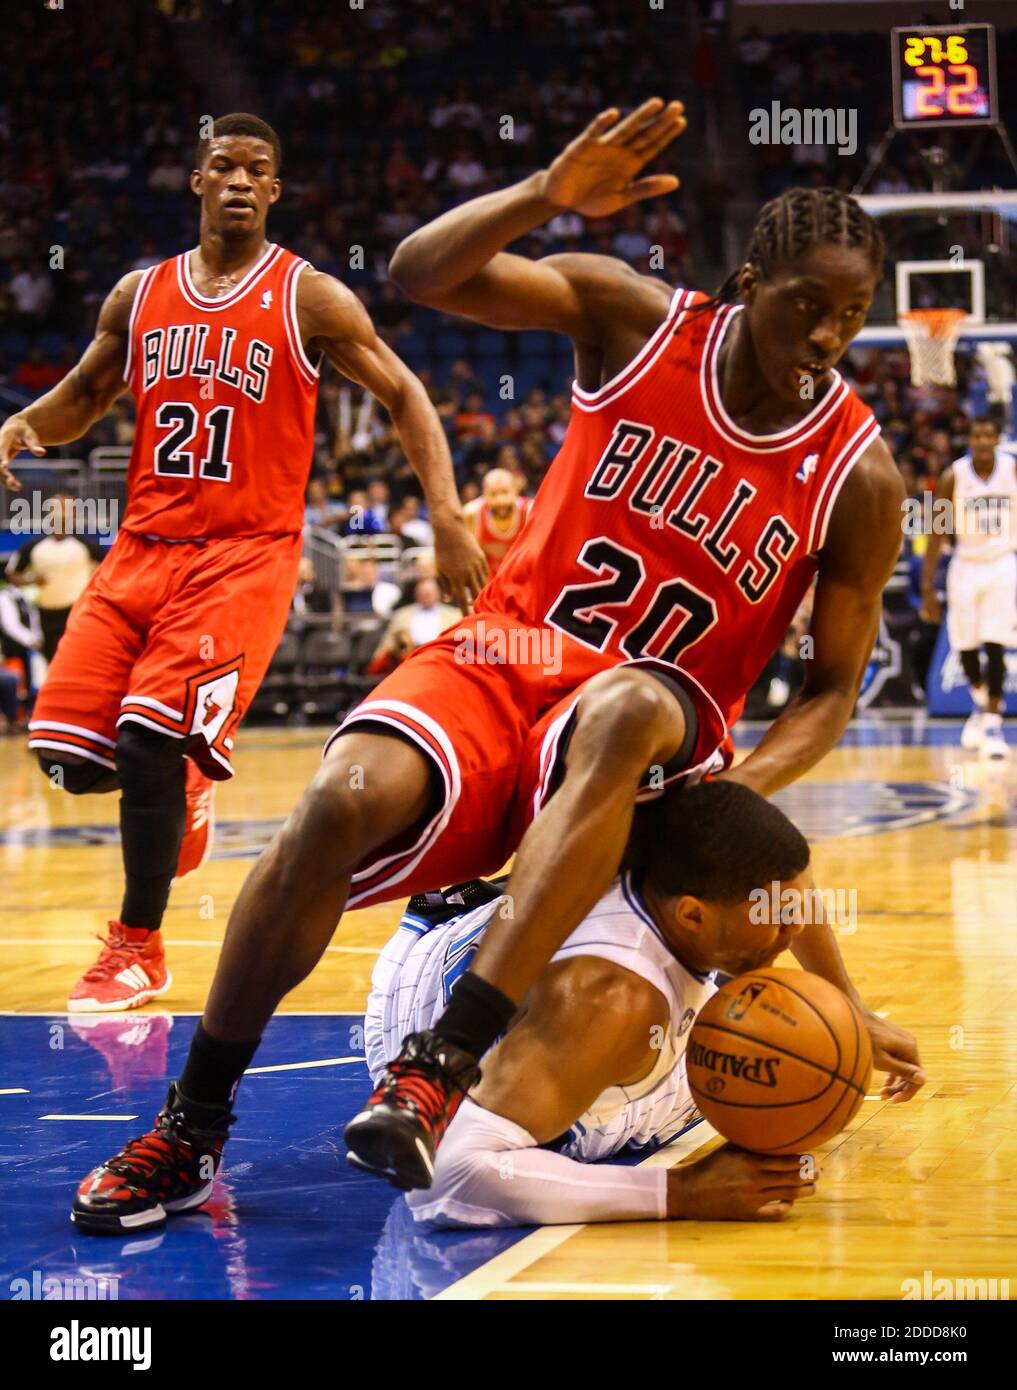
[9,258,54,324]
[5,496,104,660]
[365,479,391,529]
[290,555,333,627]
[304,477,346,529]
[340,554,401,619]
[14,346,64,395]
[0,666,19,733]
[342,488,385,536]
[0,576,42,705]
[396,495,434,546]
[367,577,460,674]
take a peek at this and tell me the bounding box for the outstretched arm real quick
[297,269,487,611]
[0,271,141,491]
[722,438,906,797]
[409,955,814,1228]
[388,99,686,335]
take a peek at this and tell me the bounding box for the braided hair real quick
[682,186,885,326]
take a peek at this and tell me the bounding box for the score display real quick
[892,24,997,129]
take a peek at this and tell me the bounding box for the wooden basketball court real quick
[1,719,1014,1300]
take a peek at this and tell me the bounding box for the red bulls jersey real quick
[479,290,882,734]
[122,243,319,540]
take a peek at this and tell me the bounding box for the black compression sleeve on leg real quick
[959,648,983,688]
[984,644,1006,701]
[179,1022,261,1108]
[434,970,517,1059]
[115,724,187,932]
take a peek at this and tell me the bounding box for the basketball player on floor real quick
[921,416,1014,760]
[0,113,485,1013]
[72,781,923,1232]
[71,101,924,1221]
[463,467,532,577]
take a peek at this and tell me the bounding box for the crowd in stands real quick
[3,3,1016,720]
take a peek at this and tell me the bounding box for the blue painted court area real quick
[0,1013,526,1300]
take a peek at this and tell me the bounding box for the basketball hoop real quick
[900,308,968,387]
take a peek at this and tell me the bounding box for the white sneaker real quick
[980,716,1009,761]
[961,711,984,750]
[767,676,791,708]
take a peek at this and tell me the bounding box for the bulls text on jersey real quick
[140,325,272,404]
[582,418,800,606]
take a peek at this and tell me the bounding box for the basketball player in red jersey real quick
[464,467,532,576]
[0,113,485,1014]
[72,102,924,1231]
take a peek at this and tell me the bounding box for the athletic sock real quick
[433,970,517,1059]
[179,1021,261,1109]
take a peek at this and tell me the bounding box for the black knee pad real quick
[984,644,1006,699]
[36,752,119,795]
[114,721,187,800]
[959,649,983,688]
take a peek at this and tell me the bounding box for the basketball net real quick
[900,308,967,388]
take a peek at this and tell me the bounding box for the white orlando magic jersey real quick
[364,873,717,1163]
[952,450,1017,560]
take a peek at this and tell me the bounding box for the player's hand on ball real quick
[667,1145,818,1222]
[863,1012,927,1103]
[540,99,686,218]
[432,512,488,613]
[0,414,46,491]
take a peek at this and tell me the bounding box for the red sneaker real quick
[67,922,171,1013]
[174,758,215,880]
[72,1083,233,1235]
[344,1031,481,1190]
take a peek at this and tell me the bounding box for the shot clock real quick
[891,24,997,129]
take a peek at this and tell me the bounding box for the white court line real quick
[246,1057,363,1074]
[40,1114,138,1121]
[0,1088,28,1094]
[433,1117,719,1301]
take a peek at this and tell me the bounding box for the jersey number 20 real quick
[546,538,717,663]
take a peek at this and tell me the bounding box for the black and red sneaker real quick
[71,1082,233,1235]
[344,1031,481,1190]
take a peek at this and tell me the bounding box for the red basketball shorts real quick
[29,529,302,780]
[326,611,728,908]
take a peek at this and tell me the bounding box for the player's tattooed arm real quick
[721,437,906,798]
[297,268,487,610]
[919,465,954,625]
[0,272,140,492]
[388,100,684,340]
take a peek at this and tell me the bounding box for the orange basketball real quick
[686,968,872,1154]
